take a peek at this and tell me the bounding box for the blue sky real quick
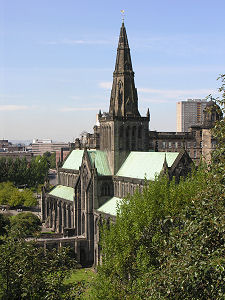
[0,0,225,141]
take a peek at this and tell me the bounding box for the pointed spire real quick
[147,108,150,120]
[114,22,133,74]
[163,153,168,170]
[109,22,140,117]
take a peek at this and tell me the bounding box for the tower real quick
[99,22,150,174]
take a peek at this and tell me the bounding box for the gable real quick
[88,150,112,176]
[62,150,84,170]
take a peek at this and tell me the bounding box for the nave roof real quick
[116,151,179,180]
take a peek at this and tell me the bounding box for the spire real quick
[114,22,133,74]
[147,108,150,120]
[163,154,168,171]
[109,22,140,117]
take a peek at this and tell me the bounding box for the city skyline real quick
[1,0,225,141]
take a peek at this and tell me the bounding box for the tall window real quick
[82,213,85,235]
[138,126,142,138]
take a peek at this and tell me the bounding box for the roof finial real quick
[163,153,168,170]
[120,10,125,23]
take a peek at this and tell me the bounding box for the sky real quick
[0,0,225,142]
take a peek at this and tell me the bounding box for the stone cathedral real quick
[41,22,193,266]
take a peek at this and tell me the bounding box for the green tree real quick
[0,158,8,182]
[10,212,41,237]
[92,75,225,299]
[8,189,24,207]
[92,167,208,299]
[43,151,56,169]
[0,182,37,207]
[0,182,15,205]
[0,236,77,299]
[21,189,37,207]
[0,155,49,188]
[0,214,10,237]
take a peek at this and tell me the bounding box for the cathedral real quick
[41,22,194,266]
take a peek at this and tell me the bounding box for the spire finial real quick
[163,153,168,169]
[120,10,125,23]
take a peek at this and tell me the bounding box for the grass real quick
[64,268,96,299]
[65,268,95,284]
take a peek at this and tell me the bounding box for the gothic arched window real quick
[138,126,142,138]
[82,213,85,235]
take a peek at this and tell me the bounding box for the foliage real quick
[0,182,37,207]
[0,155,49,188]
[0,214,10,237]
[92,167,209,299]
[0,236,77,300]
[43,151,56,169]
[10,212,42,237]
[92,76,225,299]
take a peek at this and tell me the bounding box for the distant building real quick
[176,99,208,132]
[0,151,33,162]
[0,140,9,149]
[0,139,33,161]
[32,139,69,156]
[150,99,222,165]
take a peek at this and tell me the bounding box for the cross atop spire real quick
[120,10,125,23]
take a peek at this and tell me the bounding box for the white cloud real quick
[138,88,217,101]
[44,39,113,46]
[99,81,112,89]
[0,94,24,99]
[0,105,29,111]
[59,107,100,112]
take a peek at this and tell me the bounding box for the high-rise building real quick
[176,99,208,132]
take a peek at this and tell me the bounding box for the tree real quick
[0,182,15,205]
[0,182,37,207]
[8,189,24,207]
[0,155,49,189]
[43,151,56,169]
[0,214,10,237]
[92,75,225,299]
[21,189,37,207]
[92,167,209,299]
[0,237,77,299]
[10,212,41,237]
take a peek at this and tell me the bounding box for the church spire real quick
[109,22,140,117]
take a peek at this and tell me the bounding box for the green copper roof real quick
[49,185,74,201]
[116,152,179,180]
[97,197,122,216]
[88,151,111,176]
[62,150,84,170]
[62,149,111,176]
